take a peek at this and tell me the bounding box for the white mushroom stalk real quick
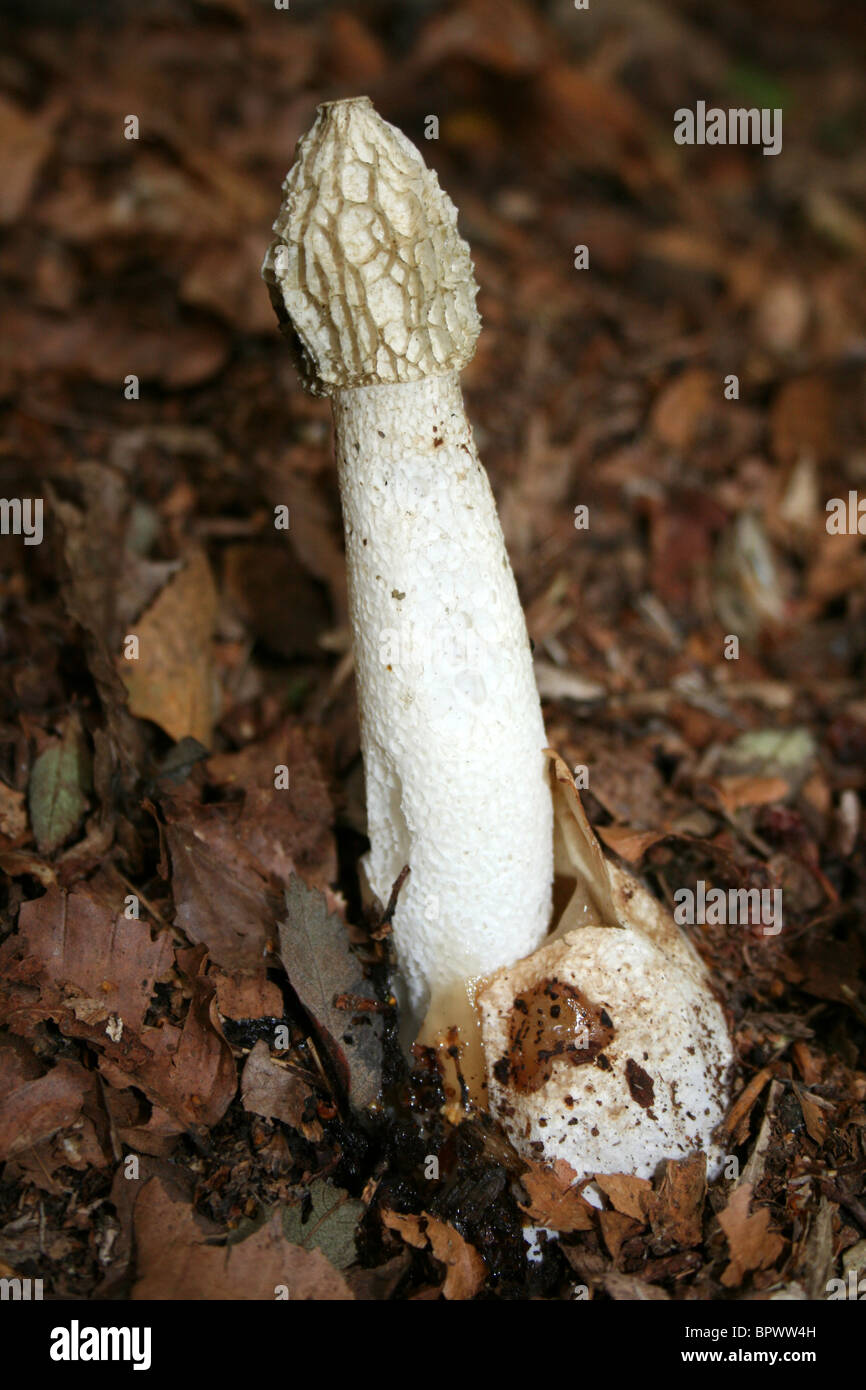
[263,97,553,1079]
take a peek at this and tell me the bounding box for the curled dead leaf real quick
[519,1158,595,1233]
[121,550,218,747]
[719,1182,785,1287]
[382,1209,485,1301]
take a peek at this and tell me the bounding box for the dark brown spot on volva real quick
[503,977,615,1095]
[625,1057,655,1110]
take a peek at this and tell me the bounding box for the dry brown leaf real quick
[770,376,835,463]
[719,1182,785,1287]
[106,1092,184,1160]
[798,1196,835,1300]
[806,529,866,606]
[382,1209,427,1250]
[257,461,348,623]
[536,62,663,189]
[0,779,28,839]
[36,154,228,244]
[0,1058,101,1162]
[0,849,56,887]
[4,1115,109,1192]
[325,10,387,83]
[411,0,548,77]
[241,1040,320,1137]
[596,825,666,864]
[205,723,336,889]
[595,1172,652,1222]
[791,1041,823,1086]
[714,775,790,813]
[213,968,284,1021]
[121,550,218,746]
[599,1209,643,1261]
[641,227,728,279]
[0,94,57,225]
[99,972,237,1132]
[382,1210,486,1300]
[589,746,667,829]
[650,369,715,451]
[520,1158,596,1233]
[165,807,282,974]
[0,873,174,1046]
[222,542,330,659]
[0,1035,43,1094]
[649,493,723,609]
[796,1087,830,1146]
[180,233,275,335]
[424,1219,486,1300]
[648,1154,707,1249]
[2,306,228,388]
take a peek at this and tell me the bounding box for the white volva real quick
[263,98,553,1045]
[479,758,733,1179]
[480,924,732,1181]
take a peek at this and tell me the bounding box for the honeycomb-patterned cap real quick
[262,97,481,395]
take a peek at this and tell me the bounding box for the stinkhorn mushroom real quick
[264,98,732,1179]
[263,97,553,1078]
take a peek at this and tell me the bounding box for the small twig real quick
[723,1066,773,1135]
[820,1180,866,1233]
[371,864,410,940]
[109,868,172,932]
[303,1034,334,1098]
[97,1073,123,1164]
[333,993,389,1013]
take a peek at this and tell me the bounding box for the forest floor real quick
[0,0,864,1300]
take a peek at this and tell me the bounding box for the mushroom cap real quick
[479,922,733,1182]
[263,96,481,395]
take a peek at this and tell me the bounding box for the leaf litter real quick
[0,0,864,1302]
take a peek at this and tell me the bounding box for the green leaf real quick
[28,719,91,853]
[727,63,792,113]
[721,728,816,781]
[282,1181,363,1270]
